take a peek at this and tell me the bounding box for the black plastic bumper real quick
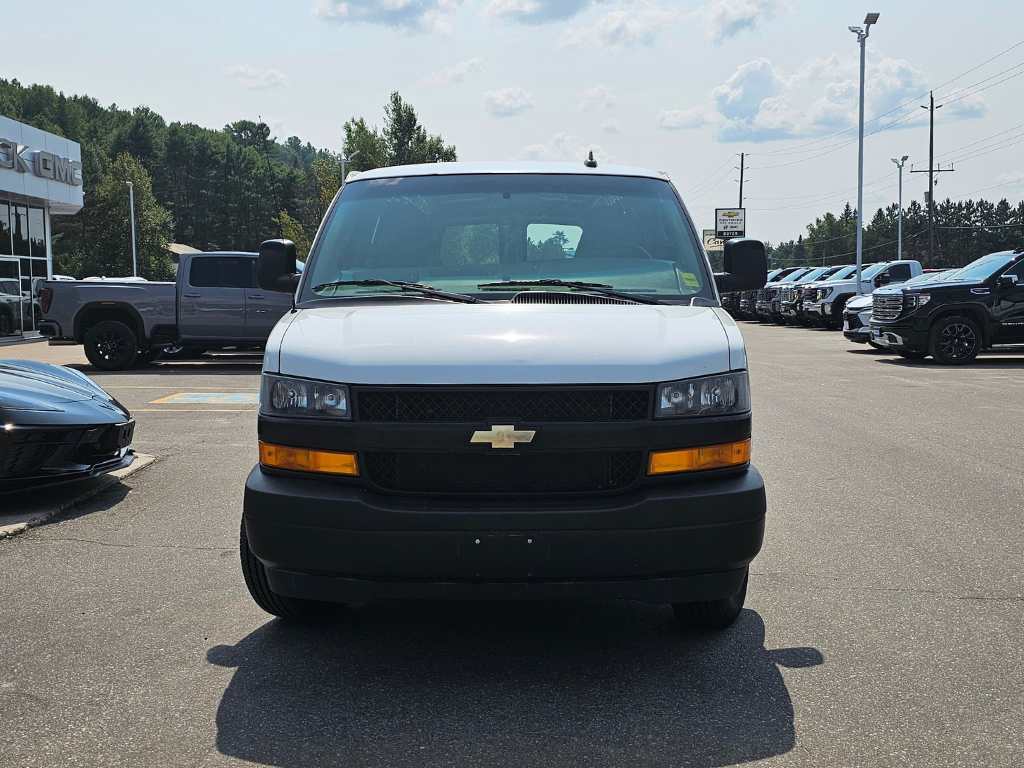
[243,465,766,604]
[869,321,929,351]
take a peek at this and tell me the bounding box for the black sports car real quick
[0,360,135,492]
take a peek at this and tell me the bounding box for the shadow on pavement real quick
[876,354,1024,369]
[207,602,822,768]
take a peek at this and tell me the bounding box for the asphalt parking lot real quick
[2,328,1023,768]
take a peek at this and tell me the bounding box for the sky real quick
[3,0,1024,244]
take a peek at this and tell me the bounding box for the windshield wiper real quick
[312,279,482,304]
[477,278,667,305]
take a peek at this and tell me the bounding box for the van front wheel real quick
[239,518,341,621]
[673,568,748,630]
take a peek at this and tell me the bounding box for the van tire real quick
[84,320,138,370]
[929,315,982,365]
[672,567,748,630]
[239,518,340,621]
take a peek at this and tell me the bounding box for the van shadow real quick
[207,601,822,768]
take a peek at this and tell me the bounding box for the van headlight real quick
[260,374,350,419]
[656,372,750,418]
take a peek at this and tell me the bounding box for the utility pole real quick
[126,181,137,277]
[737,152,745,208]
[911,92,953,268]
[849,12,879,295]
[891,155,908,260]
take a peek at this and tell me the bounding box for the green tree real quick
[59,154,174,280]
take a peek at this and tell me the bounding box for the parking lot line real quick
[149,392,260,404]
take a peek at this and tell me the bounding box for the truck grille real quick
[873,294,904,322]
[364,450,644,495]
[357,388,649,423]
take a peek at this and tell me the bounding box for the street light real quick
[340,149,360,188]
[849,12,879,295]
[892,155,908,260]
[126,181,138,277]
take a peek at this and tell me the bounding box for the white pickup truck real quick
[804,260,923,329]
[240,161,769,630]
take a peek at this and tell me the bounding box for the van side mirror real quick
[258,239,301,294]
[714,238,768,293]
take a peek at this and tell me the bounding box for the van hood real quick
[274,303,735,385]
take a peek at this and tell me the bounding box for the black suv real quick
[870,250,1024,364]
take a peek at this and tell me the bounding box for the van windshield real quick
[300,174,713,303]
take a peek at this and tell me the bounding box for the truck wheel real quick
[84,320,138,370]
[672,567,748,630]
[929,316,982,365]
[239,518,340,621]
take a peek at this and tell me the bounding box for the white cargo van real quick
[241,161,768,630]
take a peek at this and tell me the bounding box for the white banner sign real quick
[702,230,725,251]
[715,208,745,239]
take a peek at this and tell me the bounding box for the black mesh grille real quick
[364,451,643,494]
[357,389,649,423]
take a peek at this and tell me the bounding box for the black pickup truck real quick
[870,249,1024,364]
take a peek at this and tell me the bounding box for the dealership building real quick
[0,114,83,337]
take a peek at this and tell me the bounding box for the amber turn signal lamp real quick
[648,439,751,475]
[259,441,359,476]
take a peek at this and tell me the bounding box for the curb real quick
[0,453,157,540]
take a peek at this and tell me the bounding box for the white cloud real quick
[658,48,975,143]
[698,0,790,44]
[576,84,622,111]
[656,105,719,130]
[516,132,613,163]
[311,0,464,33]
[600,117,621,134]
[995,170,1024,185]
[558,0,680,51]
[482,86,537,117]
[419,57,486,87]
[224,65,288,90]
[946,92,989,119]
[481,0,591,24]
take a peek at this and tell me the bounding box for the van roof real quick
[348,161,669,183]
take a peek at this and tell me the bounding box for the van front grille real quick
[356,388,650,423]
[364,450,644,495]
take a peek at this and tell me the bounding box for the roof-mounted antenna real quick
[583,151,598,169]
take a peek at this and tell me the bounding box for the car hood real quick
[274,303,735,385]
[846,295,873,310]
[0,360,123,412]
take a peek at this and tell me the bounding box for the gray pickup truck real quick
[39,252,295,370]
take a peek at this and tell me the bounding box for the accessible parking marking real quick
[149,392,260,404]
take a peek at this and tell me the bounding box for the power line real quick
[935,121,1024,160]
[677,155,736,196]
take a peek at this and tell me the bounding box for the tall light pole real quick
[891,155,908,260]
[340,149,360,188]
[126,181,137,277]
[849,12,879,295]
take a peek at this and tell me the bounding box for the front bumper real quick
[869,320,929,351]
[243,465,766,604]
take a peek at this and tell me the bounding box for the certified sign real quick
[702,230,725,251]
[715,208,745,239]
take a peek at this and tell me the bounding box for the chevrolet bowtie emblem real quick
[470,425,536,449]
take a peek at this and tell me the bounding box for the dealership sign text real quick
[0,139,83,186]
